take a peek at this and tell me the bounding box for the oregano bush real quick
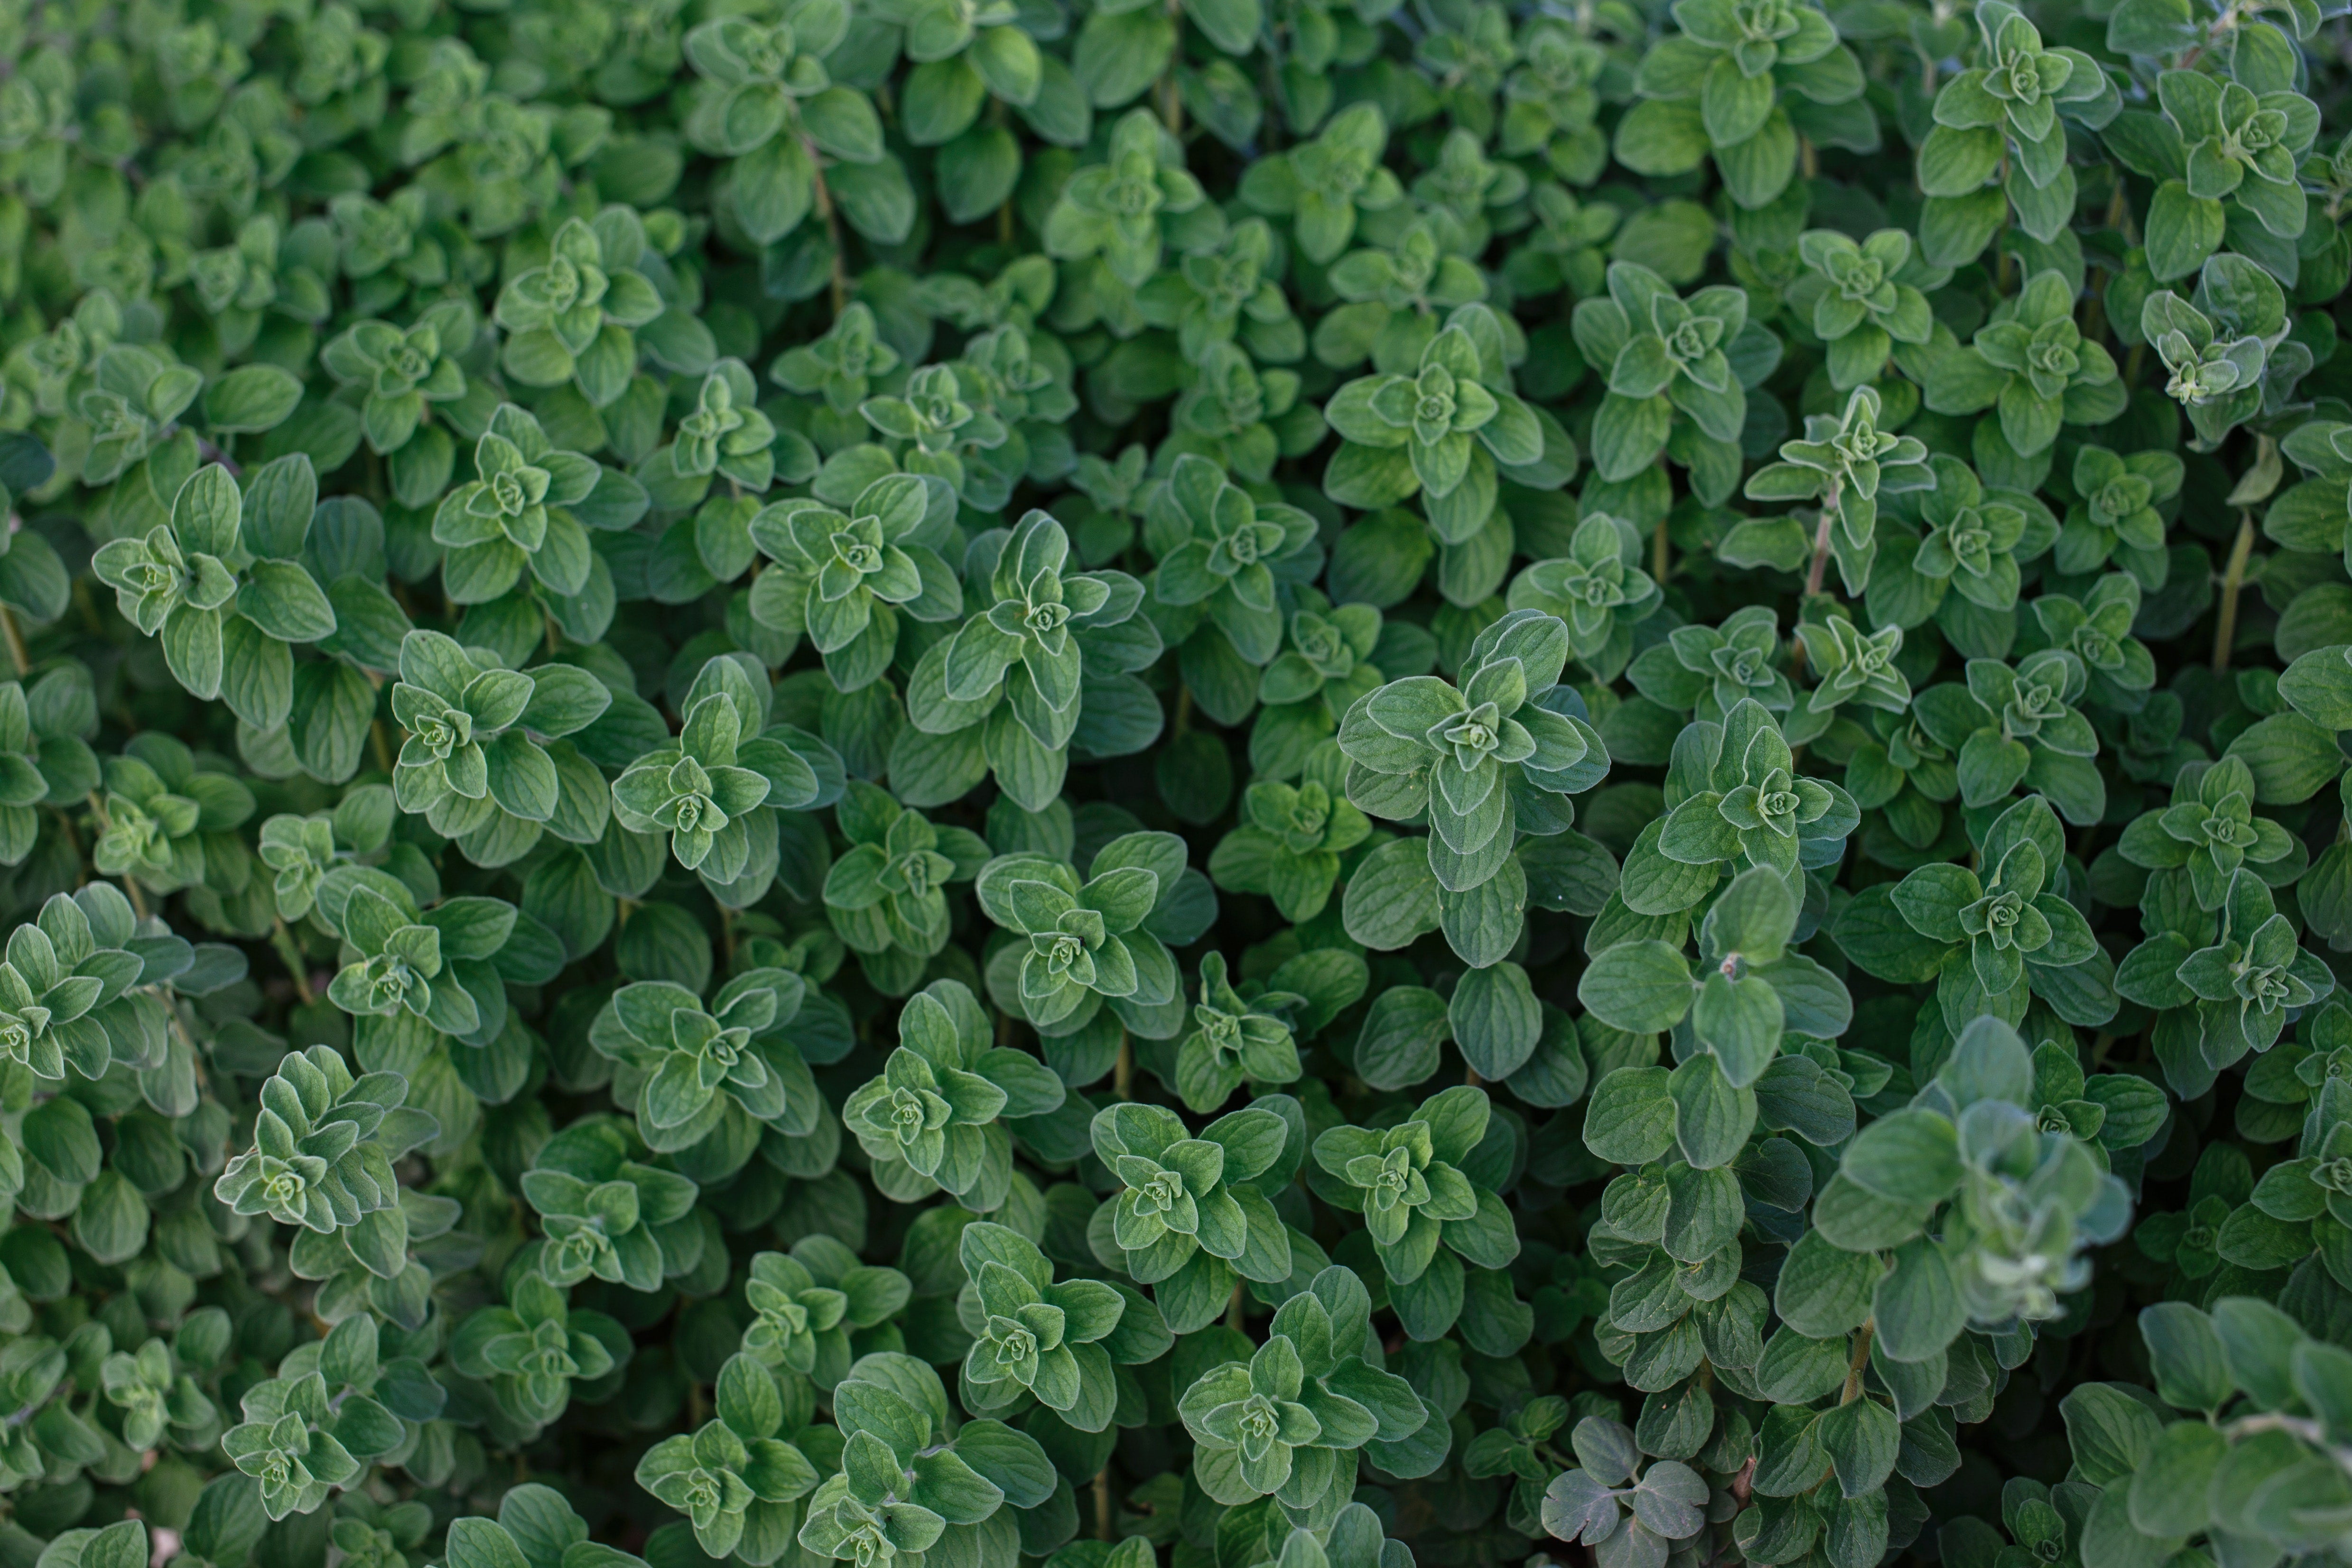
[7,1,2352,1568]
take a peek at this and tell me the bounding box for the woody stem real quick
[2213,509,2255,673]
[1803,485,1841,599]
[270,918,316,1007]
[0,603,25,675]
[810,140,848,320]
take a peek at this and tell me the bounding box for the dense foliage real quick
[9,0,2352,1566]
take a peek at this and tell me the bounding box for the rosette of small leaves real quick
[220,1365,366,1521]
[1914,1,2112,241]
[91,460,337,723]
[0,902,127,1082]
[2140,259,2286,445]
[679,7,888,246]
[822,782,991,989]
[0,884,188,1092]
[1843,705,1962,850]
[1136,220,1302,367]
[801,1354,1044,1568]
[653,362,792,503]
[947,326,1082,509]
[1250,604,1411,780]
[2023,575,2156,711]
[1643,697,1858,900]
[1871,454,2032,625]
[432,403,636,605]
[1787,229,1946,386]
[1506,516,1665,681]
[99,1338,214,1451]
[1170,344,1314,489]
[842,978,1065,1205]
[1574,262,1750,482]
[1210,748,1375,925]
[797,1423,953,1568]
[1339,609,1603,892]
[1743,385,1931,591]
[829,369,967,506]
[1503,20,1612,174]
[1089,1100,1295,1326]
[2057,444,2182,584]
[1239,103,1406,265]
[214,1046,437,1234]
[2173,870,2334,1060]
[1065,445,1148,564]
[1169,952,1305,1114]
[450,1273,629,1435]
[638,1352,821,1560]
[1914,650,2104,823]
[493,209,668,407]
[1147,454,1321,667]
[742,1237,912,1390]
[318,297,476,460]
[323,881,503,1039]
[0,669,98,865]
[1622,0,1859,210]
[1924,271,2123,458]
[92,733,255,895]
[954,1221,1129,1428]
[1503,186,1621,304]
[2117,756,2300,913]
[1629,605,1794,724]
[1310,1085,1515,1287]
[330,1499,432,1568]
[2135,1191,2232,1279]
[1540,1416,1711,1568]
[1321,219,1493,374]
[76,343,205,485]
[1042,110,1209,290]
[521,1115,701,1292]
[1854,795,2105,1031]
[2155,67,2319,243]
[388,630,612,853]
[976,842,1181,1033]
[613,694,776,882]
[1787,615,1910,743]
[1323,323,1543,517]
[773,304,903,417]
[748,473,965,692]
[257,785,396,924]
[588,968,820,1151]
[1592,868,1859,1108]
[905,510,1153,812]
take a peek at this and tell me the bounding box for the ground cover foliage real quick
[10,0,2352,1565]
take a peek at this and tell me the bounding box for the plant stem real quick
[1799,137,1818,179]
[1226,1281,1246,1332]
[1094,1468,1114,1541]
[0,603,26,675]
[270,918,316,1006]
[1840,1323,1875,1404]
[1653,515,1669,586]
[1803,496,1838,599]
[810,142,849,319]
[1160,0,1184,134]
[2213,509,2255,672]
[1115,1030,1133,1098]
